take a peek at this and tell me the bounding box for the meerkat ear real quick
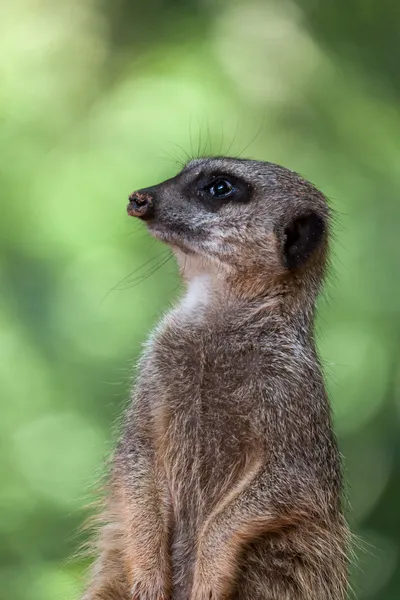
[282,212,326,270]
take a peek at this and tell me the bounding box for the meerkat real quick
[82,157,350,600]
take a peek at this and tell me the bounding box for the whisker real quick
[117,252,173,290]
[197,116,205,158]
[165,141,191,166]
[158,147,184,168]
[218,120,225,156]
[97,249,171,307]
[204,118,211,157]
[189,115,195,160]
[157,154,180,167]
[116,251,172,289]
[225,118,240,157]
[237,118,265,158]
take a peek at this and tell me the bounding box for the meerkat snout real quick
[127,190,154,219]
[128,157,329,301]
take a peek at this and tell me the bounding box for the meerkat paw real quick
[190,588,219,600]
[130,572,170,600]
[190,579,224,600]
[190,557,232,600]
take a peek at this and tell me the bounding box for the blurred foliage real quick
[1,0,400,598]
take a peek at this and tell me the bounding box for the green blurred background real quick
[1,0,400,598]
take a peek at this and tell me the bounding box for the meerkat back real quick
[82,157,350,600]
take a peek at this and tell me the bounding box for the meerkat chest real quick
[141,313,265,508]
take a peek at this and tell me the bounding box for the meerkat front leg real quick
[81,524,131,600]
[190,460,271,600]
[190,462,312,600]
[82,450,171,600]
[113,434,172,600]
[83,385,172,600]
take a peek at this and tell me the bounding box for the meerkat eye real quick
[204,178,236,198]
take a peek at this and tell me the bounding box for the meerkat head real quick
[127,157,330,308]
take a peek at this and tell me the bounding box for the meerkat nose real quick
[127,190,154,219]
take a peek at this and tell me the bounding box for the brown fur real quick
[81,157,350,599]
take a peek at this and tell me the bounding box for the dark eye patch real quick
[189,172,251,211]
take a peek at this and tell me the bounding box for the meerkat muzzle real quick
[127,191,154,219]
